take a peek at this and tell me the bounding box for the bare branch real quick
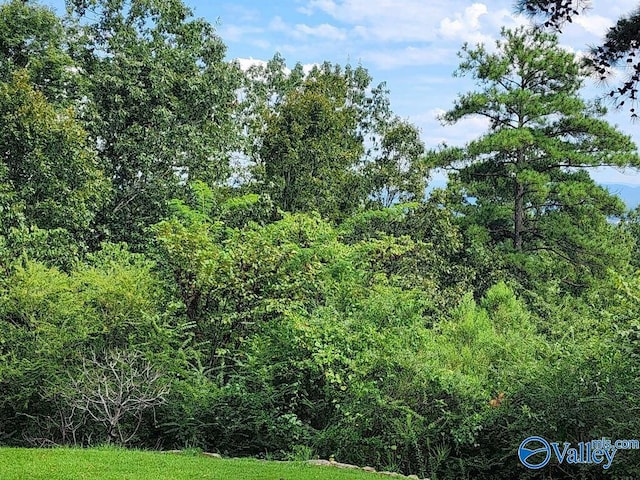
[67,349,170,445]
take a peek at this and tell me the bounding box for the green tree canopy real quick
[0,0,78,104]
[243,57,427,220]
[436,26,638,289]
[0,70,107,240]
[258,64,368,218]
[66,0,242,247]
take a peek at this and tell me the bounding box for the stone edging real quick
[163,450,430,480]
[306,459,427,479]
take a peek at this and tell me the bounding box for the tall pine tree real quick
[438,27,639,289]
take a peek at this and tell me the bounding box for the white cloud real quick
[294,23,347,40]
[221,4,261,23]
[451,115,491,142]
[269,15,347,42]
[291,0,531,69]
[352,25,370,40]
[486,7,530,30]
[298,0,453,42]
[438,4,531,46]
[574,14,614,37]
[439,3,488,40]
[298,0,338,16]
[249,38,272,50]
[234,57,270,72]
[297,0,525,44]
[413,107,491,147]
[364,46,458,69]
[608,0,640,16]
[269,16,288,32]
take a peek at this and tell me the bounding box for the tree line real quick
[2,1,640,478]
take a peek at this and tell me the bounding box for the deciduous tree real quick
[67,0,242,247]
[244,58,427,219]
[0,0,78,104]
[0,70,107,241]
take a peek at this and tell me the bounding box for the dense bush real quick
[0,244,195,447]
[3,192,639,478]
[1,2,639,478]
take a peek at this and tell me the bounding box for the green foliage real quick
[0,70,107,241]
[0,0,78,104]
[364,118,428,208]
[0,243,194,446]
[169,181,279,229]
[436,26,638,293]
[154,198,559,476]
[338,198,501,301]
[243,57,426,220]
[66,0,242,247]
[3,226,81,271]
[155,207,344,367]
[1,2,640,478]
[255,62,370,219]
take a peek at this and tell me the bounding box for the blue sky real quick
[42,0,640,186]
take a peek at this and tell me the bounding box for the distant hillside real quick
[603,184,640,210]
[426,180,640,211]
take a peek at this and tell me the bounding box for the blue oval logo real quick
[519,436,551,469]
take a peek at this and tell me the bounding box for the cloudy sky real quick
[43,0,640,185]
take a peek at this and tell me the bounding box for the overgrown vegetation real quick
[1,1,640,479]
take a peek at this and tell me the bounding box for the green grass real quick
[0,447,400,480]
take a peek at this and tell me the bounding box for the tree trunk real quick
[514,179,524,251]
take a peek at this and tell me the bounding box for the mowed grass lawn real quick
[0,447,403,480]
